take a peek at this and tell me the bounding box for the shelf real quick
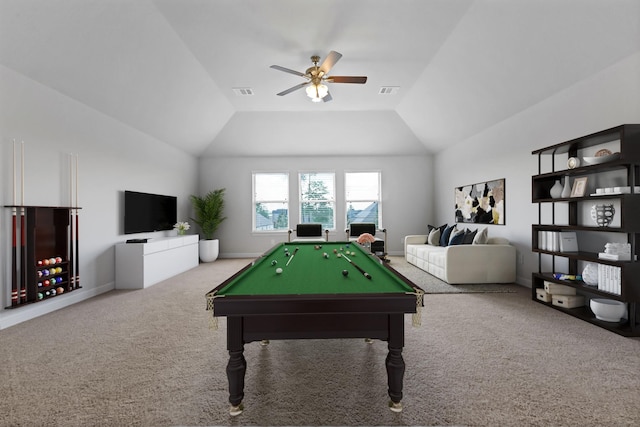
[532,160,633,179]
[532,124,640,157]
[532,298,636,336]
[532,124,640,336]
[533,272,626,299]
[532,193,639,204]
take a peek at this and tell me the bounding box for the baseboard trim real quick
[0,282,115,330]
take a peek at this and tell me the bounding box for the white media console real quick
[115,235,199,289]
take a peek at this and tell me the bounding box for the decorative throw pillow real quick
[462,228,477,244]
[449,229,466,245]
[472,227,489,244]
[440,224,456,247]
[427,224,447,243]
[427,228,441,245]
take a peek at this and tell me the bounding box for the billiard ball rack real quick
[4,205,81,309]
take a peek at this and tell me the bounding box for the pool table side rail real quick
[212,292,419,316]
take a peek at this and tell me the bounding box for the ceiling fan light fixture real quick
[306,83,328,101]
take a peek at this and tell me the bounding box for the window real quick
[345,172,381,227]
[253,172,289,231]
[299,172,335,230]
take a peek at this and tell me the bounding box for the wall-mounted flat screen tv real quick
[124,190,177,234]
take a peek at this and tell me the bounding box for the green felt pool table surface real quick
[217,241,414,296]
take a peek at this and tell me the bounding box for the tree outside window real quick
[253,173,289,231]
[299,172,335,230]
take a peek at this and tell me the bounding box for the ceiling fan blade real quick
[276,81,309,96]
[327,76,368,84]
[319,51,342,75]
[322,92,333,103]
[270,65,307,77]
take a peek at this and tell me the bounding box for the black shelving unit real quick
[531,124,640,336]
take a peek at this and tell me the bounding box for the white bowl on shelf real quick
[590,298,626,322]
[582,153,620,165]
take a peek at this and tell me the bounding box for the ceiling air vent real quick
[378,86,399,95]
[232,88,254,96]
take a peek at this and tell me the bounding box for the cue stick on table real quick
[341,253,372,280]
[285,247,299,266]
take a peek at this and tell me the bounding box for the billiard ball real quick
[271,260,278,266]
[323,252,328,258]
[276,268,283,274]
[56,287,64,294]
[285,252,290,257]
[342,270,349,276]
[314,245,320,250]
[337,253,342,258]
[37,293,43,300]
[43,259,50,265]
[55,256,62,263]
[333,249,337,253]
[37,260,43,266]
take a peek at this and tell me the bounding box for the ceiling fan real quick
[270,51,367,102]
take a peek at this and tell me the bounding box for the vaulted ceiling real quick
[1,0,638,156]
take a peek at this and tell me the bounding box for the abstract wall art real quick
[454,178,505,225]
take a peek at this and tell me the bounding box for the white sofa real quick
[404,235,516,284]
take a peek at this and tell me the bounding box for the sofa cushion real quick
[449,229,466,245]
[427,228,441,245]
[462,228,477,244]
[440,224,456,247]
[427,224,447,243]
[472,227,489,244]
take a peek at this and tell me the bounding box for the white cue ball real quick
[276,268,283,274]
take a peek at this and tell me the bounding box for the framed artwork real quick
[570,177,588,197]
[454,178,505,225]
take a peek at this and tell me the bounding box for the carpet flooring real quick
[1,258,639,426]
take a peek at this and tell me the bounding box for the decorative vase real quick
[561,175,572,198]
[590,204,615,227]
[582,263,599,286]
[549,180,563,199]
[178,229,185,235]
[199,239,220,262]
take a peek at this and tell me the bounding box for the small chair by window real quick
[288,223,329,242]
[345,223,387,256]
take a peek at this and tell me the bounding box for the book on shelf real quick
[597,264,622,295]
[538,231,577,252]
[559,232,578,252]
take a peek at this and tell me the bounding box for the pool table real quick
[206,241,424,415]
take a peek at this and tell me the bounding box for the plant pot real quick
[199,239,219,263]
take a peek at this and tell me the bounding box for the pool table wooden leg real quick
[386,314,405,412]
[226,317,246,415]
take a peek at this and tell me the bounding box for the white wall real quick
[433,52,640,287]
[0,66,198,328]
[198,155,433,257]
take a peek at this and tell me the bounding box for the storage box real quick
[552,294,585,309]
[536,288,552,303]
[544,281,577,296]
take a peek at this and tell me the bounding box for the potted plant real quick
[190,188,227,262]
